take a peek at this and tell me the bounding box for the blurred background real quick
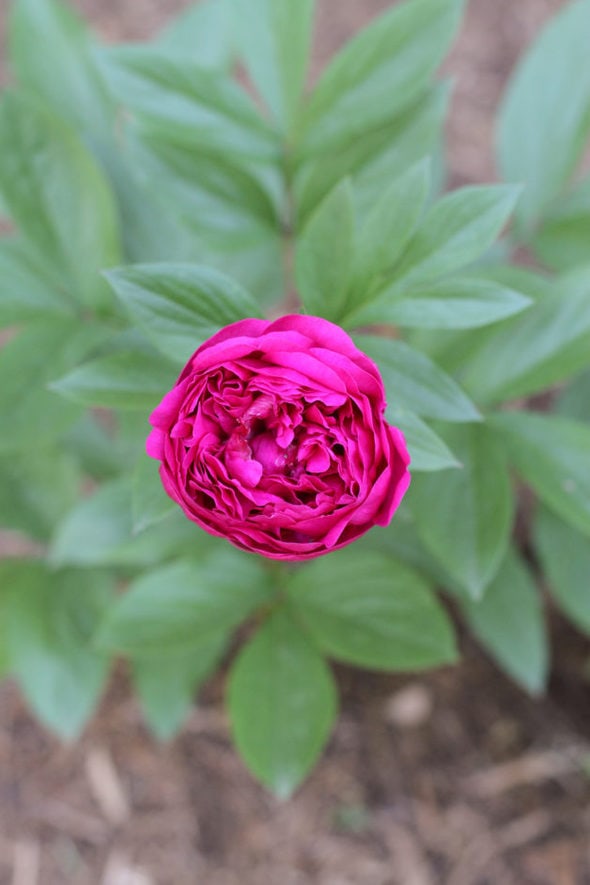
[1,1,589,883]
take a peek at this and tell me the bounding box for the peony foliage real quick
[0,0,589,794]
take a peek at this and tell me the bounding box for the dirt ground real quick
[2,1,589,883]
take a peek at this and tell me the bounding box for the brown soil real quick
[2,1,589,884]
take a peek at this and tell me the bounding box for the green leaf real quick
[556,369,590,423]
[0,92,120,310]
[296,179,355,322]
[0,321,109,455]
[462,548,548,694]
[128,129,279,242]
[351,159,430,294]
[0,238,74,325]
[287,550,457,670]
[2,560,113,738]
[387,184,520,289]
[132,633,227,741]
[534,506,590,635]
[387,409,460,472]
[369,276,532,330]
[229,0,314,134]
[497,0,590,233]
[296,84,447,223]
[227,607,337,797]
[98,47,280,161]
[299,0,463,155]
[50,477,203,569]
[0,593,9,678]
[459,265,590,404]
[132,452,176,534]
[409,423,514,598]
[0,448,80,541]
[51,347,177,410]
[155,0,234,70]
[533,176,590,271]
[96,552,271,655]
[355,335,480,423]
[63,413,125,480]
[105,263,262,364]
[9,0,114,136]
[491,410,590,537]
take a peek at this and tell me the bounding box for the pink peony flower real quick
[146,315,411,560]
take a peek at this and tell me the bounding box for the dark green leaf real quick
[99,47,280,160]
[492,410,590,537]
[96,552,272,655]
[51,347,177,410]
[229,0,314,134]
[460,265,590,404]
[497,0,590,233]
[0,92,120,310]
[228,607,337,797]
[132,633,227,741]
[296,180,354,321]
[287,550,457,670]
[534,506,590,635]
[355,335,481,423]
[299,0,463,155]
[462,548,548,694]
[105,263,262,364]
[409,423,514,598]
[2,560,113,738]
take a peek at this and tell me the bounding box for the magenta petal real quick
[145,314,412,560]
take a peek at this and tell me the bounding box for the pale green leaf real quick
[296,179,355,321]
[497,0,590,233]
[229,0,314,133]
[228,607,337,797]
[462,548,548,694]
[352,158,430,294]
[96,553,272,655]
[132,452,176,534]
[300,0,463,154]
[367,276,532,330]
[409,423,514,598]
[534,506,590,635]
[287,550,457,670]
[389,184,520,288]
[0,92,120,310]
[105,263,262,364]
[132,633,227,741]
[492,410,590,537]
[51,348,178,410]
[460,265,590,404]
[2,560,113,738]
[355,335,480,423]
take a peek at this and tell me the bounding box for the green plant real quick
[0,0,589,796]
